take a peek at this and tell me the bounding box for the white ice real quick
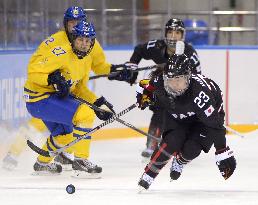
[0,131,258,205]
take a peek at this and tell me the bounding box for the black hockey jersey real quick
[130,39,201,74]
[150,73,225,130]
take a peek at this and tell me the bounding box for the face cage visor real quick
[163,73,190,97]
[72,37,95,59]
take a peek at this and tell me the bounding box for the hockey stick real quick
[225,125,244,138]
[89,65,157,80]
[72,95,161,142]
[27,103,138,157]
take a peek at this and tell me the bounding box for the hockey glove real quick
[136,79,155,110]
[125,62,139,85]
[215,146,236,180]
[108,63,138,85]
[48,70,70,98]
[93,96,114,121]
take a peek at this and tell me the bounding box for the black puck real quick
[66,184,75,194]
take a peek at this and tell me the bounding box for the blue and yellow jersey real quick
[24,42,95,103]
[24,30,111,103]
[41,30,111,74]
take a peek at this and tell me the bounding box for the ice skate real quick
[2,152,18,171]
[71,158,102,179]
[141,148,153,158]
[170,157,184,180]
[138,173,154,192]
[32,160,62,175]
[54,152,73,171]
[141,147,154,163]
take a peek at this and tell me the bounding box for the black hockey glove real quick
[48,70,70,98]
[215,146,236,180]
[136,79,155,110]
[124,62,138,85]
[108,63,138,85]
[93,96,114,121]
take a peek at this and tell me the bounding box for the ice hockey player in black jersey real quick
[136,54,236,190]
[129,18,202,158]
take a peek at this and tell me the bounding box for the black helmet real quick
[164,54,191,77]
[163,54,191,96]
[165,18,185,47]
[165,18,185,35]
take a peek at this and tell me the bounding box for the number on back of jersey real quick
[147,40,157,49]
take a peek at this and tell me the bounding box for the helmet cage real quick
[163,73,191,97]
[163,54,191,96]
[71,21,96,59]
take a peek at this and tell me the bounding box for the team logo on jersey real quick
[73,8,79,16]
[170,112,195,119]
[204,105,215,117]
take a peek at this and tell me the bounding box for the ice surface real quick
[0,132,258,205]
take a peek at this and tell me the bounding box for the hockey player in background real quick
[136,54,236,190]
[128,18,201,159]
[2,6,135,171]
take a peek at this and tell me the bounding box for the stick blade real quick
[27,140,50,157]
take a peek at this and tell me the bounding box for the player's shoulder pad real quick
[91,39,103,53]
[191,74,214,92]
[51,30,66,38]
[143,39,166,49]
[184,42,197,54]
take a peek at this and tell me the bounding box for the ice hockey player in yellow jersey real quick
[24,20,117,175]
[2,6,137,171]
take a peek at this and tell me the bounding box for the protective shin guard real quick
[37,141,54,163]
[72,104,94,159]
[72,104,95,128]
[37,134,74,163]
[72,127,91,159]
[144,143,173,179]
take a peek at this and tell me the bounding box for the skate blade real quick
[2,164,16,171]
[71,170,101,179]
[31,171,61,176]
[61,164,73,171]
[138,186,147,194]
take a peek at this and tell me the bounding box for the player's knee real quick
[54,133,74,145]
[73,104,95,127]
[182,140,202,160]
[29,117,46,132]
[49,124,73,137]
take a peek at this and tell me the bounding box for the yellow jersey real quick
[40,30,111,74]
[24,30,111,103]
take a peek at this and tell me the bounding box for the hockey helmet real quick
[165,18,185,47]
[63,6,87,41]
[71,20,96,59]
[163,54,192,96]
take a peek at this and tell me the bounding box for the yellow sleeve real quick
[27,32,69,86]
[90,40,112,75]
[72,76,98,104]
[27,46,66,86]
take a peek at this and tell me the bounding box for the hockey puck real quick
[66,184,75,194]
